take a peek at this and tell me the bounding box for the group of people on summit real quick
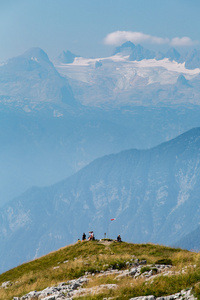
[82,231,95,241]
[80,232,122,242]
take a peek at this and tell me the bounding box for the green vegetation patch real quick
[140,266,151,274]
[155,258,173,265]
[109,242,185,265]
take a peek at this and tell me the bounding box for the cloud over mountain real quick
[171,37,199,46]
[104,31,198,47]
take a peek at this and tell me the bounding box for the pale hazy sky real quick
[0,0,200,61]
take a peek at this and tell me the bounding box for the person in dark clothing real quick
[82,232,86,241]
[117,234,122,242]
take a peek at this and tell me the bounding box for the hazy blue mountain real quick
[129,44,156,61]
[176,74,191,87]
[185,49,200,69]
[113,42,181,62]
[1,46,200,208]
[174,225,200,251]
[155,51,165,60]
[165,47,181,61]
[0,47,78,205]
[114,41,138,56]
[0,47,75,108]
[1,127,200,272]
[114,41,156,60]
[55,50,80,64]
[1,46,200,274]
[114,43,199,66]
[180,49,200,69]
[2,103,200,207]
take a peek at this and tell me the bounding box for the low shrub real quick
[140,266,151,274]
[155,258,172,265]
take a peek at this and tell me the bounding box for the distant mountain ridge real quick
[1,44,200,208]
[55,50,80,64]
[55,42,200,108]
[1,127,200,272]
[113,41,200,68]
[113,41,156,60]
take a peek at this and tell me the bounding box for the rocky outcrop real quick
[96,263,172,280]
[13,277,88,300]
[130,289,196,300]
[12,261,196,300]
[13,285,196,300]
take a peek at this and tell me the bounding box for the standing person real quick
[82,232,86,241]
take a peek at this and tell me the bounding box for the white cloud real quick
[104,31,169,46]
[104,31,198,47]
[170,37,198,46]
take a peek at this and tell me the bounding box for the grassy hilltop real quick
[1,240,200,300]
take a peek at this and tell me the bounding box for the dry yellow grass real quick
[1,241,200,300]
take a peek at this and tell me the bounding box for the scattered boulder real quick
[130,296,155,300]
[12,258,195,300]
[13,277,88,300]
[1,281,11,288]
[130,289,196,300]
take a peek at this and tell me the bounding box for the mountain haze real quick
[1,44,200,206]
[0,47,75,109]
[1,128,200,272]
[1,45,200,270]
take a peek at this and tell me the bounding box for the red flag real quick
[111,218,116,221]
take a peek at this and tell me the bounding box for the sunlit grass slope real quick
[1,240,200,300]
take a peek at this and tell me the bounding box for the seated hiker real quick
[88,231,95,241]
[82,232,86,241]
[117,234,122,242]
